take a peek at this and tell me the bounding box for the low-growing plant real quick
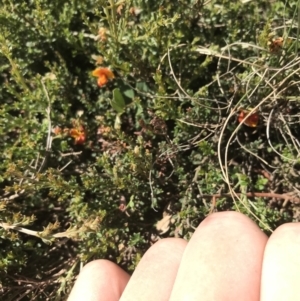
[1,0,300,299]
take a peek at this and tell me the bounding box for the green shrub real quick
[1,0,300,299]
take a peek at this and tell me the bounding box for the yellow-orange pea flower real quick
[92,67,114,87]
[69,126,86,145]
[238,109,259,128]
[52,126,62,135]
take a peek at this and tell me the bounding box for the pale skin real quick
[68,211,300,301]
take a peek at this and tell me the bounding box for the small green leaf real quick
[136,81,150,93]
[127,195,135,208]
[118,83,134,104]
[111,88,125,113]
[123,88,134,99]
[255,177,269,191]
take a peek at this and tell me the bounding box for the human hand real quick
[68,211,300,301]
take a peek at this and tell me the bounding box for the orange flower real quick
[69,126,86,145]
[268,37,284,53]
[52,126,62,135]
[92,67,114,87]
[238,109,259,128]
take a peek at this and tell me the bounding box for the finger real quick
[260,222,300,301]
[170,211,268,301]
[68,259,130,301]
[120,238,187,301]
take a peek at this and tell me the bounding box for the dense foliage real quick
[1,0,300,299]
